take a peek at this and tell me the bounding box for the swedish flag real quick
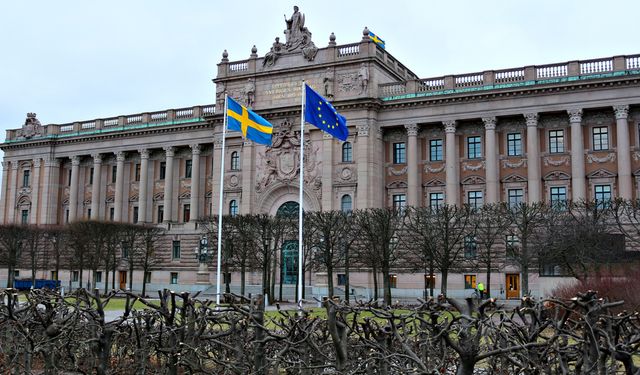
[226,96,273,145]
[304,84,348,141]
[368,31,385,49]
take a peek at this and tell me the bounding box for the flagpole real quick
[298,81,305,307]
[215,94,228,306]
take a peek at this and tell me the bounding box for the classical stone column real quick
[483,117,499,204]
[240,141,255,214]
[190,144,201,222]
[568,109,586,201]
[68,156,81,222]
[0,162,9,224]
[211,135,223,216]
[113,152,125,222]
[138,149,149,223]
[444,121,459,206]
[405,123,420,207]
[90,154,102,220]
[614,105,632,200]
[321,133,334,211]
[525,113,541,203]
[356,123,370,209]
[6,162,19,223]
[163,146,175,222]
[40,157,60,224]
[29,158,41,224]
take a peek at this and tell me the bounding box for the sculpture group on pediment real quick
[263,6,318,66]
[17,113,43,139]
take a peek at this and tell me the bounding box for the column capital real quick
[404,123,419,137]
[443,120,457,133]
[163,146,175,157]
[482,117,496,130]
[43,157,60,168]
[614,105,629,120]
[190,144,201,155]
[1,161,8,171]
[92,153,103,164]
[33,158,41,168]
[71,155,81,166]
[115,151,126,162]
[214,135,224,149]
[524,113,539,127]
[357,123,370,137]
[138,149,150,159]
[567,108,583,123]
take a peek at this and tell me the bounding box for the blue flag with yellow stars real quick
[226,96,273,145]
[304,84,348,141]
[368,30,385,49]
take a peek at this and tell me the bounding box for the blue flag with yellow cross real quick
[226,96,273,145]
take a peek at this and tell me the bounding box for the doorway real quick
[505,273,520,299]
[119,271,127,290]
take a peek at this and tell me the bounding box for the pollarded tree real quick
[0,224,29,288]
[42,225,69,286]
[134,224,164,297]
[23,225,46,288]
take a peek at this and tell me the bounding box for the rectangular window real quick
[170,272,178,284]
[424,274,436,289]
[89,167,94,185]
[467,136,482,159]
[172,240,181,259]
[21,210,29,224]
[185,159,192,179]
[389,274,398,289]
[341,142,353,162]
[134,164,140,182]
[111,165,117,183]
[183,204,190,223]
[429,139,443,161]
[506,235,519,259]
[109,207,115,221]
[592,126,609,151]
[549,130,564,153]
[429,192,444,210]
[87,208,92,220]
[467,191,483,209]
[68,169,72,186]
[507,133,522,156]
[337,274,347,286]
[464,275,477,289]
[550,186,567,209]
[393,142,406,164]
[65,209,69,224]
[14,270,19,278]
[157,205,164,223]
[159,162,166,180]
[22,170,30,187]
[72,271,79,282]
[507,189,524,207]
[133,207,139,224]
[464,236,477,259]
[122,244,129,259]
[144,272,152,284]
[594,185,612,207]
[95,271,102,283]
[392,194,406,210]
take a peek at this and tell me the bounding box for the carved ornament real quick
[586,152,616,164]
[388,166,407,176]
[462,161,485,171]
[502,159,527,169]
[424,164,445,173]
[543,155,570,167]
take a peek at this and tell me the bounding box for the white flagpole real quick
[298,82,305,306]
[215,94,228,306]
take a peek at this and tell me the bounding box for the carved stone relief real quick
[502,158,527,169]
[424,163,445,173]
[543,155,570,166]
[462,161,485,171]
[388,166,407,176]
[337,73,360,93]
[586,152,616,164]
[539,114,568,129]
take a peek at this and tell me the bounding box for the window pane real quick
[467,191,483,209]
[231,151,240,170]
[464,275,477,289]
[550,187,567,209]
[393,143,406,164]
[549,130,564,153]
[342,142,353,162]
[429,192,444,210]
[229,200,238,216]
[392,194,406,210]
[507,133,522,156]
[185,159,192,178]
[160,162,166,180]
[341,195,352,212]
[172,240,181,259]
[430,139,443,161]
[592,126,609,151]
[507,189,524,207]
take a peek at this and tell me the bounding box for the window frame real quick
[550,186,567,209]
[340,194,352,212]
[341,142,353,163]
[592,126,609,151]
[229,199,238,216]
[172,240,181,260]
[464,274,477,289]
[157,205,164,223]
[185,159,192,179]
[159,162,166,180]
[134,164,140,182]
[392,194,406,210]
[22,169,30,188]
[392,142,406,164]
[467,191,483,209]
[548,129,565,154]
[230,151,240,171]
[429,139,443,162]
[507,188,524,207]
[594,184,612,206]
[429,192,444,210]
[183,204,190,223]
[170,272,178,285]
[21,209,29,224]
[111,165,117,183]
[506,133,522,156]
[467,136,482,159]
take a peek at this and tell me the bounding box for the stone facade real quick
[1,16,640,299]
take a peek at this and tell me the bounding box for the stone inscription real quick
[264,79,321,101]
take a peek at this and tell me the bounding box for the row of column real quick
[402,105,632,206]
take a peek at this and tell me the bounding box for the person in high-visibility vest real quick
[477,282,485,299]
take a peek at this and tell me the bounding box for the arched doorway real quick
[277,201,299,285]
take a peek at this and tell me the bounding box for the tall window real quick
[549,130,564,153]
[72,271,79,282]
[95,271,102,283]
[592,126,609,151]
[134,164,140,182]
[392,194,406,210]
[429,192,444,210]
[170,272,178,284]
[341,194,352,212]
[183,204,190,222]
[133,207,139,224]
[157,205,164,223]
[464,236,477,259]
[144,272,152,284]
[89,167,94,184]
[507,133,522,156]
[430,139,443,161]
[185,159,192,178]
[21,210,28,224]
[111,165,117,183]
[159,162,166,180]
[68,169,72,186]
[464,275,477,289]
[22,170,30,187]
[87,208,92,219]
[506,234,520,259]
[507,189,524,207]
[550,186,567,208]
[393,142,406,164]
[229,200,238,216]
[342,142,353,162]
[230,151,240,170]
[594,185,612,207]
[172,240,181,259]
[467,191,483,209]
[467,136,482,159]
[109,207,115,221]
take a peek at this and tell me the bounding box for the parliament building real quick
[2,11,639,299]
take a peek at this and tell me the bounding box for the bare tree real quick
[42,225,69,286]
[0,224,29,288]
[134,224,164,297]
[23,225,45,287]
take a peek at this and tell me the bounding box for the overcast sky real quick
[1,0,638,137]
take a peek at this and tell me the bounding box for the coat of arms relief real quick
[256,119,322,198]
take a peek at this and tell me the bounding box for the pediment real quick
[386,181,407,189]
[587,168,616,179]
[129,195,139,202]
[153,193,164,201]
[543,171,571,181]
[501,173,527,183]
[424,178,445,187]
[178,192,190,200]
[461,175,485,185]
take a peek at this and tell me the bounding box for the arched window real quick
[341,194,352,212]
[230,151,240,170]
[342,142,352,162]
[276,201,299,218]
[229,200,238,216]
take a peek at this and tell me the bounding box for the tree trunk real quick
[279,255,284,302]
[382,263,391,307]
[240,262,246,296]
[104,269,109,295]
[270,251,277,300]
[485,256,492,298]
[372,264,378,301]
[253,295,266,375]
[111,264,116,290]
[327,263,334,298]
[7,264,14,288]
[129,264,134,291]
[344,248,350,303]
[441,269,449,296]
[429,262,435,297]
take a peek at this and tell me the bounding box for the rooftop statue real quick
[261,5,316,66]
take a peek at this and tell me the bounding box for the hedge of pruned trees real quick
[2,199,640,306]
[0,288,638,375]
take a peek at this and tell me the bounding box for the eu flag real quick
[368,31,385,49]
[226,96,273,145]
[304,85,348,141]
